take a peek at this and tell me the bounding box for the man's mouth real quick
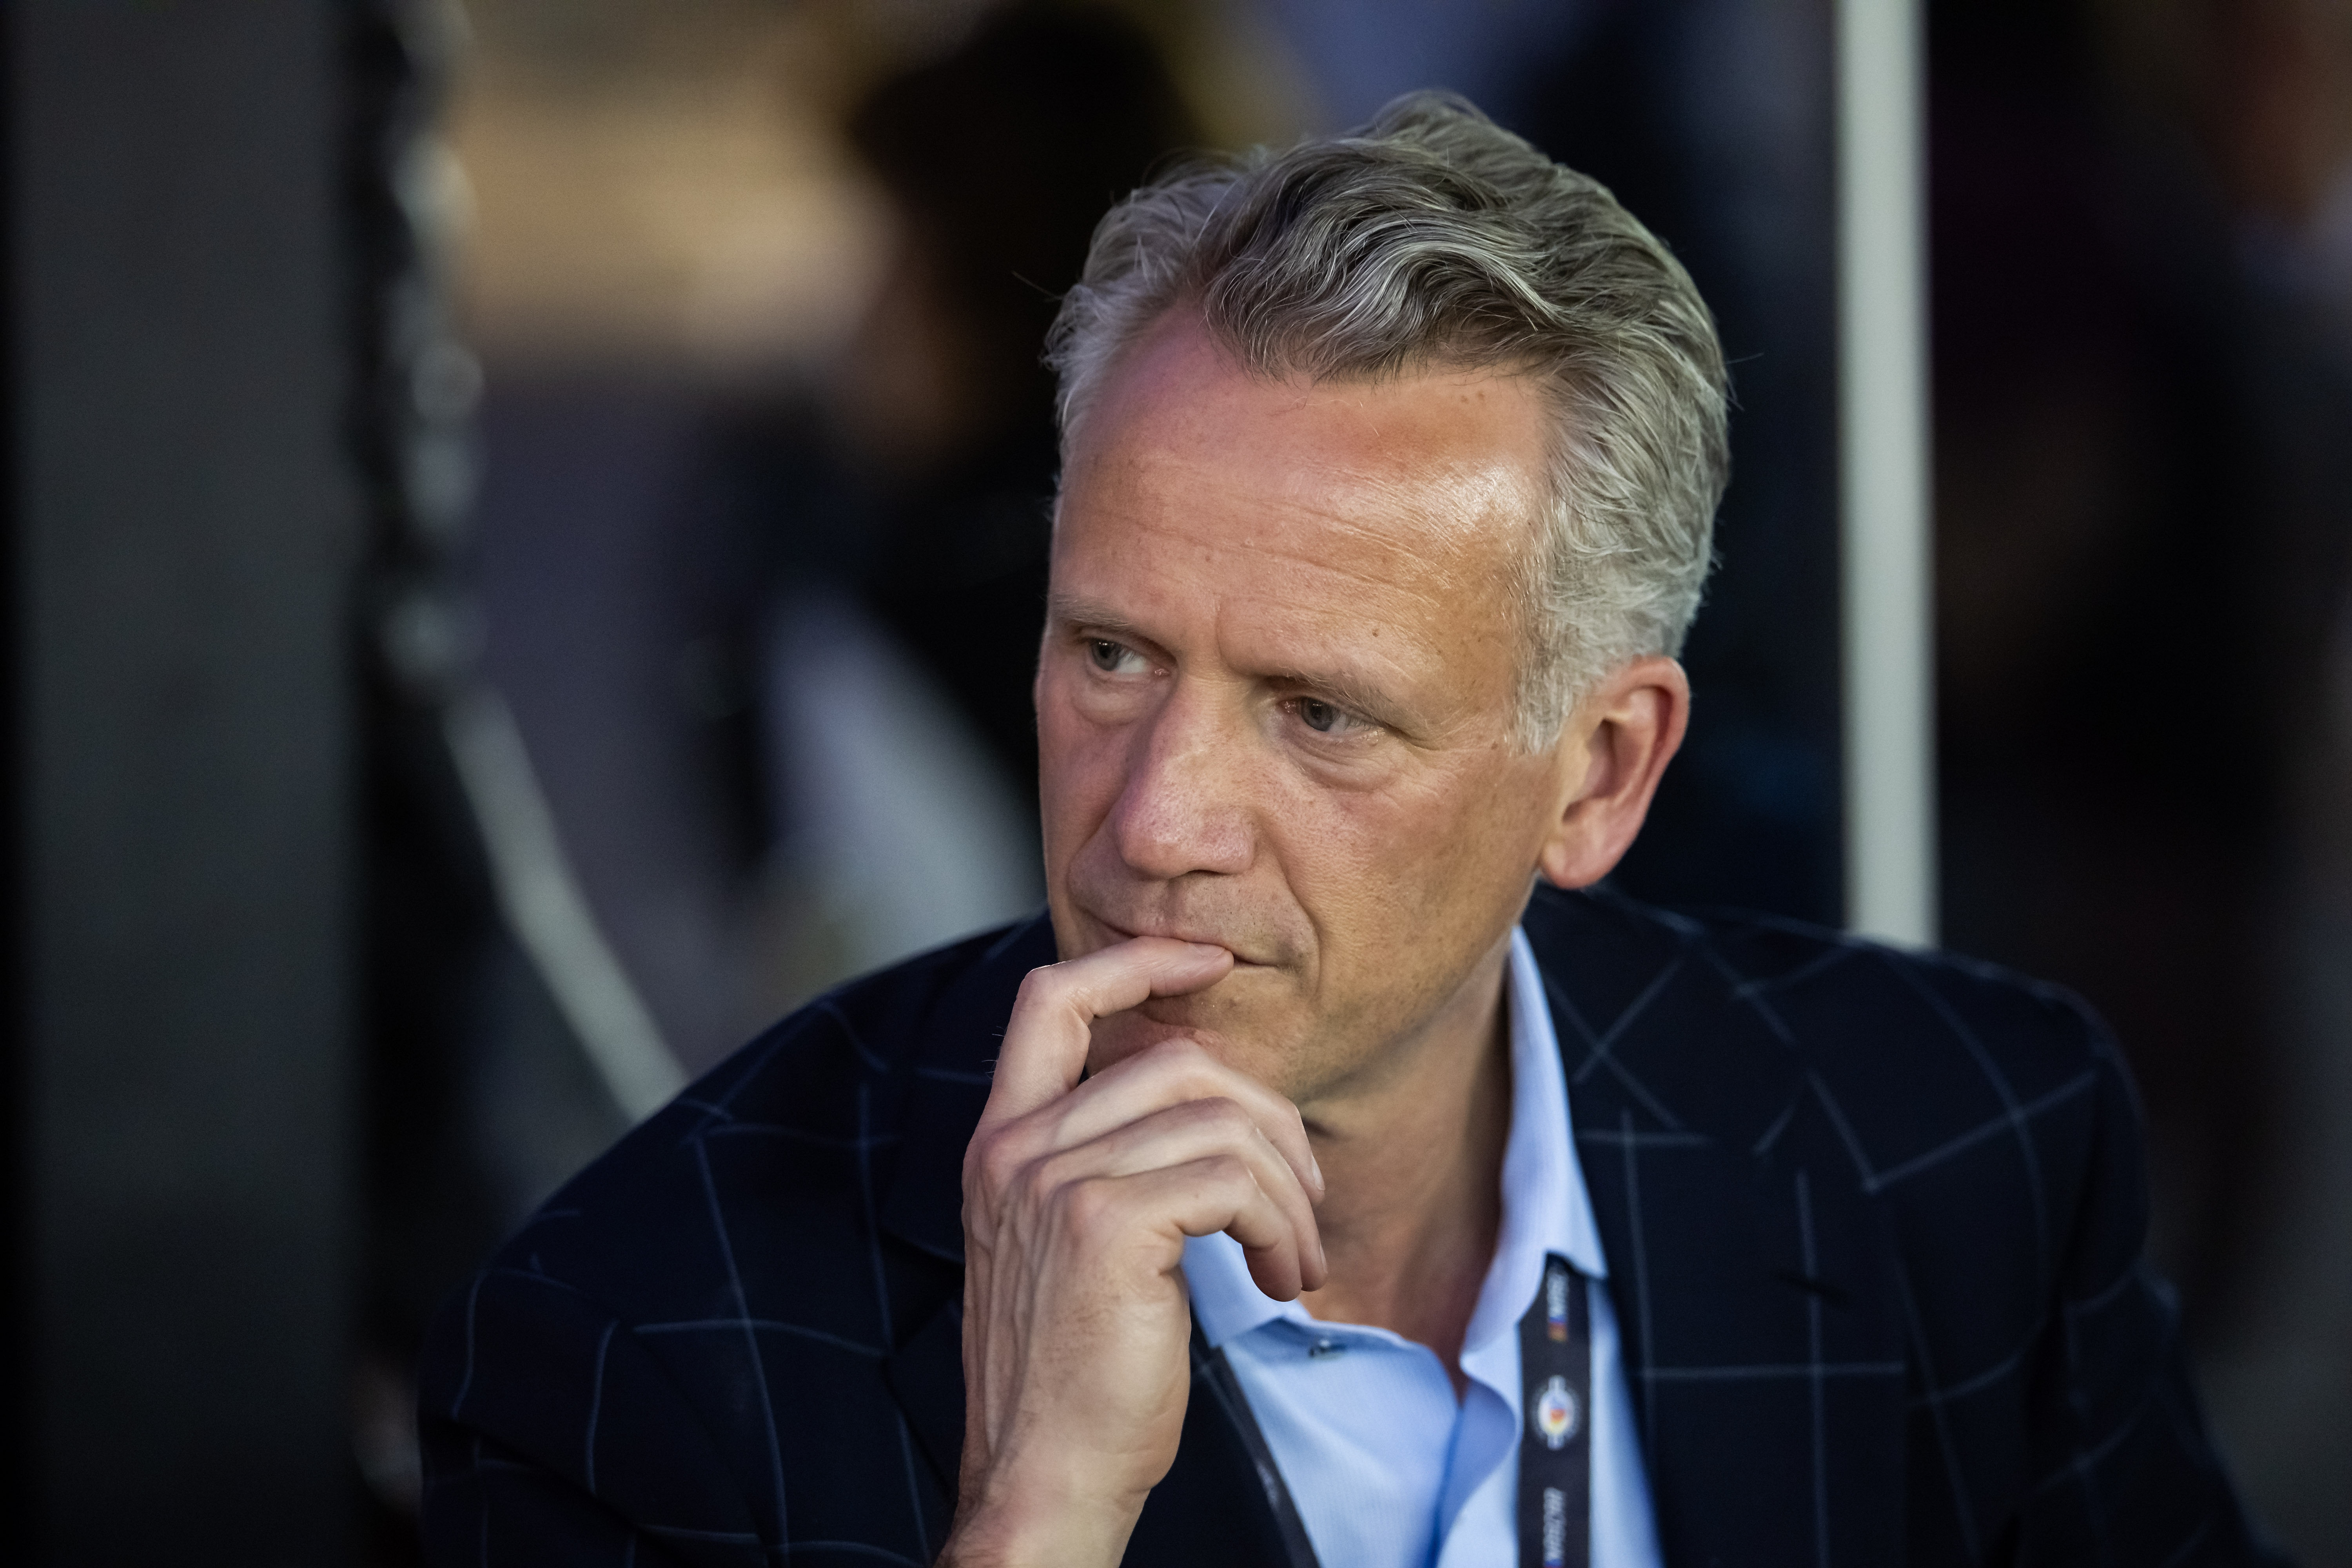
[1092,913,1273,968]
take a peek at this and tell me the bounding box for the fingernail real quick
[1189,942,1226,960]
[1309,1152,1324,1192]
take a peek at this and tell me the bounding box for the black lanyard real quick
[1517,1254,1593,1568]
[1187,1252,1593,1568]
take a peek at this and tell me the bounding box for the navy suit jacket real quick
[419,886,2275,1565]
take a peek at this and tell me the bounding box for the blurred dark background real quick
[6,0,2347,1561]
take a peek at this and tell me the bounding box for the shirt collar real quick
[1185,924,1605,1351]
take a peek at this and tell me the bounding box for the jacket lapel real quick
[1528,887,1908,1565]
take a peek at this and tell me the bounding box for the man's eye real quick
[1087,639,1136,673]
[1297,698,1351,734]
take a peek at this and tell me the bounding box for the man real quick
[420,94,2272,1566]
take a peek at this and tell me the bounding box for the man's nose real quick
[1107,678,1255,880]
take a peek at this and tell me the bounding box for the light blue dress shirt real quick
[1181,927,1664,1568]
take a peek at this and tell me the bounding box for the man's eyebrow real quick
[1044,593,1147,639]
[1049,597,1199,666]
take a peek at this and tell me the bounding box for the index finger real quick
[980,938,1233,1124]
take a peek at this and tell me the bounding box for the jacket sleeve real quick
[2012,1028,2286,1566]
[418,1265,769,1568]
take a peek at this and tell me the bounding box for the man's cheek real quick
[1040,741,1125,867]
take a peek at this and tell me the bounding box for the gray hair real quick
[1046,91,1729,748]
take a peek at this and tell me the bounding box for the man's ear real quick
[1535,656,1690,890]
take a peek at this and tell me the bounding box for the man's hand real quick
[941,938,1327,1568]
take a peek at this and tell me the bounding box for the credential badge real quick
[1534,1374,1581,1449]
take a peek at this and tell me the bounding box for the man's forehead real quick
[1065,319,1551,557]
[1051,466,1517,632]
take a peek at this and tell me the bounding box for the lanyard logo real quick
[1533,1374,1582,1449]
[1545,1265,1571,1343]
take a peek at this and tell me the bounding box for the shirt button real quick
[1308,1338,1344,1359]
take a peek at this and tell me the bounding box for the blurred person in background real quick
[457,4,1204,1086]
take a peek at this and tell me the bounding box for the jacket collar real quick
[1523,883,1809,1154]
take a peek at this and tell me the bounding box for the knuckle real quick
[1200,1151,1251,1188]
[1194,1095,1254,1139]
[1011,964,1063,1009]
[1054,1176,1121,1238]
[971,1128,1031,1194]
